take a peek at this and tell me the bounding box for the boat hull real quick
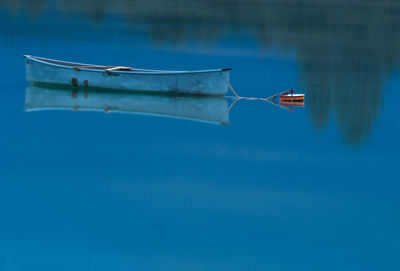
[25,56,231,96]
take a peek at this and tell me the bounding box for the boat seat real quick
[73,65,133,72]
[105,66,133,73]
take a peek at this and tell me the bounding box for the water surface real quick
[0,1,399,270]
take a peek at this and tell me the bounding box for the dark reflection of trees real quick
[3,0,47,17]
[2,0,400,143]
[21,0,47,18]
[290,1,399,144]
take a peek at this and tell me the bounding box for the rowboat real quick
[25,85,230,125]
[24,55,231,96]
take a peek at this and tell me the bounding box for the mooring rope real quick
[226,81,271,113]
[227,80,284,101]
[227,80,241,99]
[225,81,298,112]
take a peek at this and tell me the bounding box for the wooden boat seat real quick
[72,65,169,73]
[73,65,133,72]
[105,66,133,73]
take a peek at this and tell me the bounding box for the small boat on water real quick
[268,88,305,103]
[262,88,305,111]
[25,85,230,125]
[280,94,305,101]
[279,88,305,102]
[24,55,231,96]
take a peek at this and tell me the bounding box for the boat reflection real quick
[25,85,230,125]
[280,100,305,108]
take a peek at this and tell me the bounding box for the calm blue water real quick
[1,1,399,270]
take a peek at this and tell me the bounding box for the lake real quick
[0,0,399,270]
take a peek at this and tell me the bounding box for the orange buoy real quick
[279,93,305,101]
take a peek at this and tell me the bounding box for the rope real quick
[227,80,241,99]
[227,98,240,113]
[227,80,287,102]
[225,81,302,112]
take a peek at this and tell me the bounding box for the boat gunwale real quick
[24,55,232,75]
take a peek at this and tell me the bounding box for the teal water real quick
[0,1,399,270]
